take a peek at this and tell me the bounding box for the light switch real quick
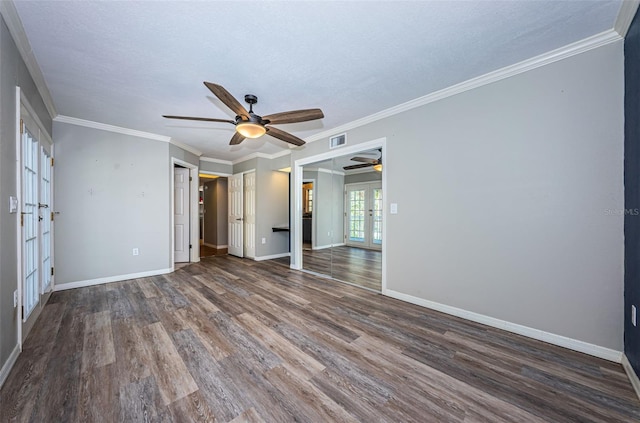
[390,203,398,214]
[9,196,17,213]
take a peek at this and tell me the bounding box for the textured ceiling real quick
[13,0,621,160]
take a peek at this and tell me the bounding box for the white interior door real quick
[228,173,244,257]
[243,171,256,259]
[174,167,190,262]
[345,182,382,250]
[40,145,53,293]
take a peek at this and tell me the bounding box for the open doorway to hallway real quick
[200,173,228,258]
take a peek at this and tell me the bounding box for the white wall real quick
[53,122,172,285]
[291,40,625,351]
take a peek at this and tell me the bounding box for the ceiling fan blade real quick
[350,157,378,164]
[229,132,246,145]
[344,163,374,170]
[162,115,235,124]
[266,126,305,146]
[263,109,324,125]
[203,82,249,118]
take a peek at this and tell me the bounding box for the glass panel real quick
[23,130,39,318]
[372,188,383,245]
[348,189,366,242]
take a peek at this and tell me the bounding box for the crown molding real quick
[304,29,621,144]
[0,0,57,119]
[200,156,233,165]
[615,0,640,37]
[54,115,171,142]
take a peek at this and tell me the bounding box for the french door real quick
[345,182,382,250]
[20,103,54,341]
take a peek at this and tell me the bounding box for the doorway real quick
[200,173,229,258]
[302,180,314,249]
[227,170,257,259]
[17,92,55,343]
[171,158,199,266]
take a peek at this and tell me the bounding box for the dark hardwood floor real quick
[1,256,638,422]
[301,245,382,291]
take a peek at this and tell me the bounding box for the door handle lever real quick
[38,203,49,209]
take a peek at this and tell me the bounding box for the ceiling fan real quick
[344,149,383,172]
[163,82,324,146]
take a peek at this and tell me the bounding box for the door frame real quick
[200,170,232,250]
[302,179,316,249]
[292,137,387,292]
[170,157,199,268]
[15,86,55,347]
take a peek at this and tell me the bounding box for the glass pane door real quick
[23,128,39,319]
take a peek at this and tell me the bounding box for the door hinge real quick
[20,118,23,134]
[189,244,193,249]
[51,157,54,167]
[51,267,54,276]
[51,211,54,221]
[20,213,24,227]
[21,306,24,320]
[189,176,193,182]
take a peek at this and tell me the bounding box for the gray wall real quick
[0,15,52,372]
[302,169,344,249]
[200,158,232,175]
[169,143,199,166]
[232,158,289,258]
[54,122,171,284]
[292,41,625,351]
[345,170,382,184]
[256,158,289,257]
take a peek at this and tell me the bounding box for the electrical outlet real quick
[261,237,266,244]
[633,305,637,327]
[13,290,17,307]
[133,248,139,256]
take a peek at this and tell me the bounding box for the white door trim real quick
[15,86,22,349]
[302,179,316,249]
[292,137,387,293]
[170,157,199,269]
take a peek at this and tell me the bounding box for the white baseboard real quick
[0,344,20,389]
[622,354,640,402]
[54,267,173,291]
[203,243,228,249]
[312,243,346,250]
[384,289,623,363]
[254,252,290,262]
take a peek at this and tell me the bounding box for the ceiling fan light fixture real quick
[373,163,383,172]
[236,122,266,139]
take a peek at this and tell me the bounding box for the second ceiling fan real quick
[163,82,324,146]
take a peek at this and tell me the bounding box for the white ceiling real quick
[13,0,622,161]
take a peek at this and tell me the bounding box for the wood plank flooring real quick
[1,255,638,422]
[301,245,382,291]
